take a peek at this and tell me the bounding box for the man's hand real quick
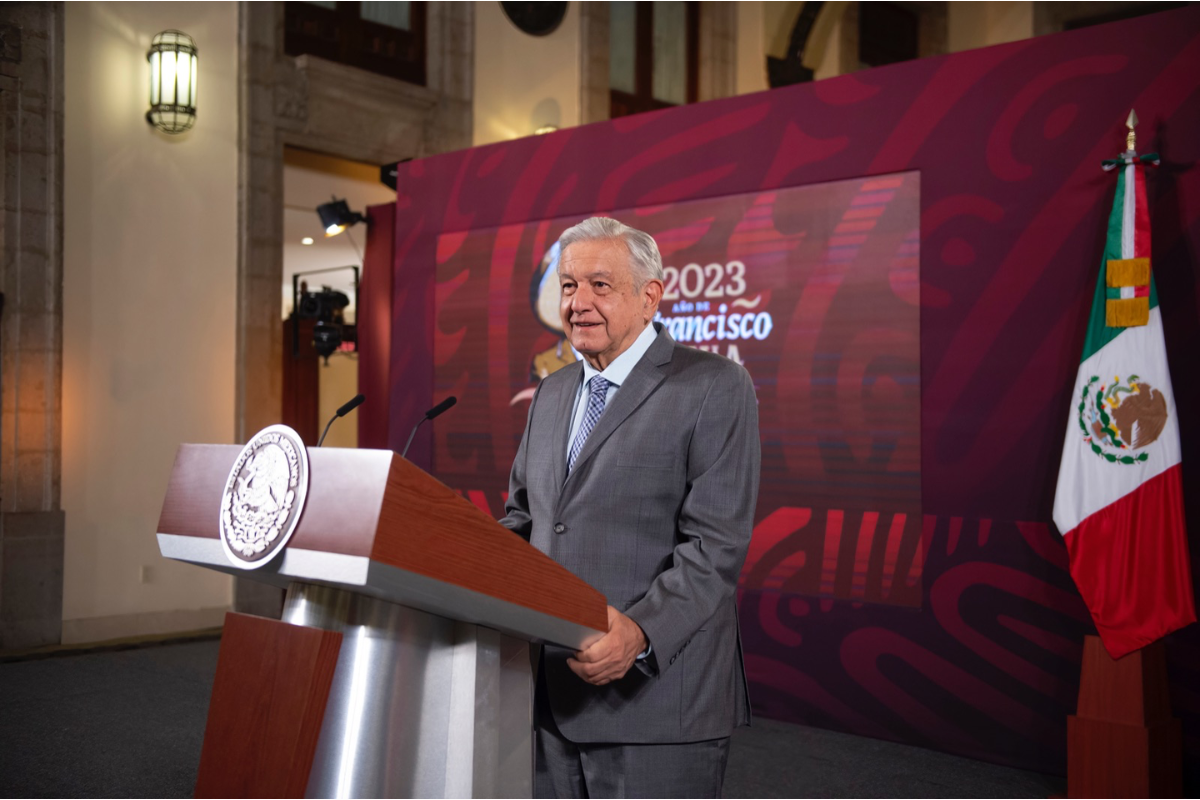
[567,605,648,686]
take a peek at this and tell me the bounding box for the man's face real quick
[559,239,663,370]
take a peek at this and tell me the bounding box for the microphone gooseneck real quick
[401,396,458,459]
[318,393,367,447]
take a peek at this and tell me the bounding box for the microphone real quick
[425,395,457,421]
[401,396,457,458]
[317,393,365,447]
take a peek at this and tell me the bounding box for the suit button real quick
[669,655,677,665]
[553,523,567,534]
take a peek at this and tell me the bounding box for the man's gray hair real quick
[558,217,664,289]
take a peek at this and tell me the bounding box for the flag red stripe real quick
[1063,464,1196,659]
[1133,163,1151,259]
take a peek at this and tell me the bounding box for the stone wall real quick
[0,1,64,650]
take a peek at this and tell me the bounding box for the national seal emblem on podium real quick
[218,424,310,568]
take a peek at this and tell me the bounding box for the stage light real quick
[316,199,367,238]
[146,31,198,135]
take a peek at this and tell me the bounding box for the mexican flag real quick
[1052,152,1196,659]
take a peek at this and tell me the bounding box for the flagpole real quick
[1064,111,1187,799]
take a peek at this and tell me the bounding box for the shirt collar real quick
[580,322,658,388]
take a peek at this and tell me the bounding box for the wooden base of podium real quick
[1067,635,1182,798]
[195,613,343,799]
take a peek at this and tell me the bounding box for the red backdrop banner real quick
[361,7,1200,783]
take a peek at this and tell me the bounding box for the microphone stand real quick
[318,394,366,447]
[401,396,457,459]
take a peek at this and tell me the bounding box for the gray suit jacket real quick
[500,323,760,744]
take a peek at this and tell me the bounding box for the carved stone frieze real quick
[0,23,21,63]
[273,63,308,124]
[286,55,439,163]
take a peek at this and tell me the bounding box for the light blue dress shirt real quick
[565,321,660,455]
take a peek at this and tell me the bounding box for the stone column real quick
[579,2,610,125]
[698,2,737,103]
[233,1,286,618]
[424,1,473,156]
[0,2,65,650]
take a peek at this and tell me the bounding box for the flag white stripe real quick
[1122,162,1136,259]
[1052,306,1181,535]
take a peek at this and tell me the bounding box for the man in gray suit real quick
[500,217,761,798]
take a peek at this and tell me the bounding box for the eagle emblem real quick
[1077,374,1167,465]
[219,425,309,568]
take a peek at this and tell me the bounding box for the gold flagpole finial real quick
[1125,109,1138,152]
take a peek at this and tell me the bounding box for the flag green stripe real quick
[1079,167,1160,365]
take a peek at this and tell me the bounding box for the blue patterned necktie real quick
[568,376,611,473]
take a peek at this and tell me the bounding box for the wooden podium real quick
[157,443,608,798]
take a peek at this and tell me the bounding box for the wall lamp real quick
[146,30,198,134]
[317,198,367,237]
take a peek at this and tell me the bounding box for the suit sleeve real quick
[498,380,542,542]
[625,363,760,675]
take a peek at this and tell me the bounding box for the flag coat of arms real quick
[1052,145,1196,660]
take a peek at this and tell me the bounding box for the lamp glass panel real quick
[161,50,178,105]
[189,53,198,107]
[149,51,160,104]
[362,1,410,30]
[609,1,637,95]
[176,51,191,109]
[652,1,687,105]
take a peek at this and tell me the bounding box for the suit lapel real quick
[562,327,675,491]
[550,361,584,490]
